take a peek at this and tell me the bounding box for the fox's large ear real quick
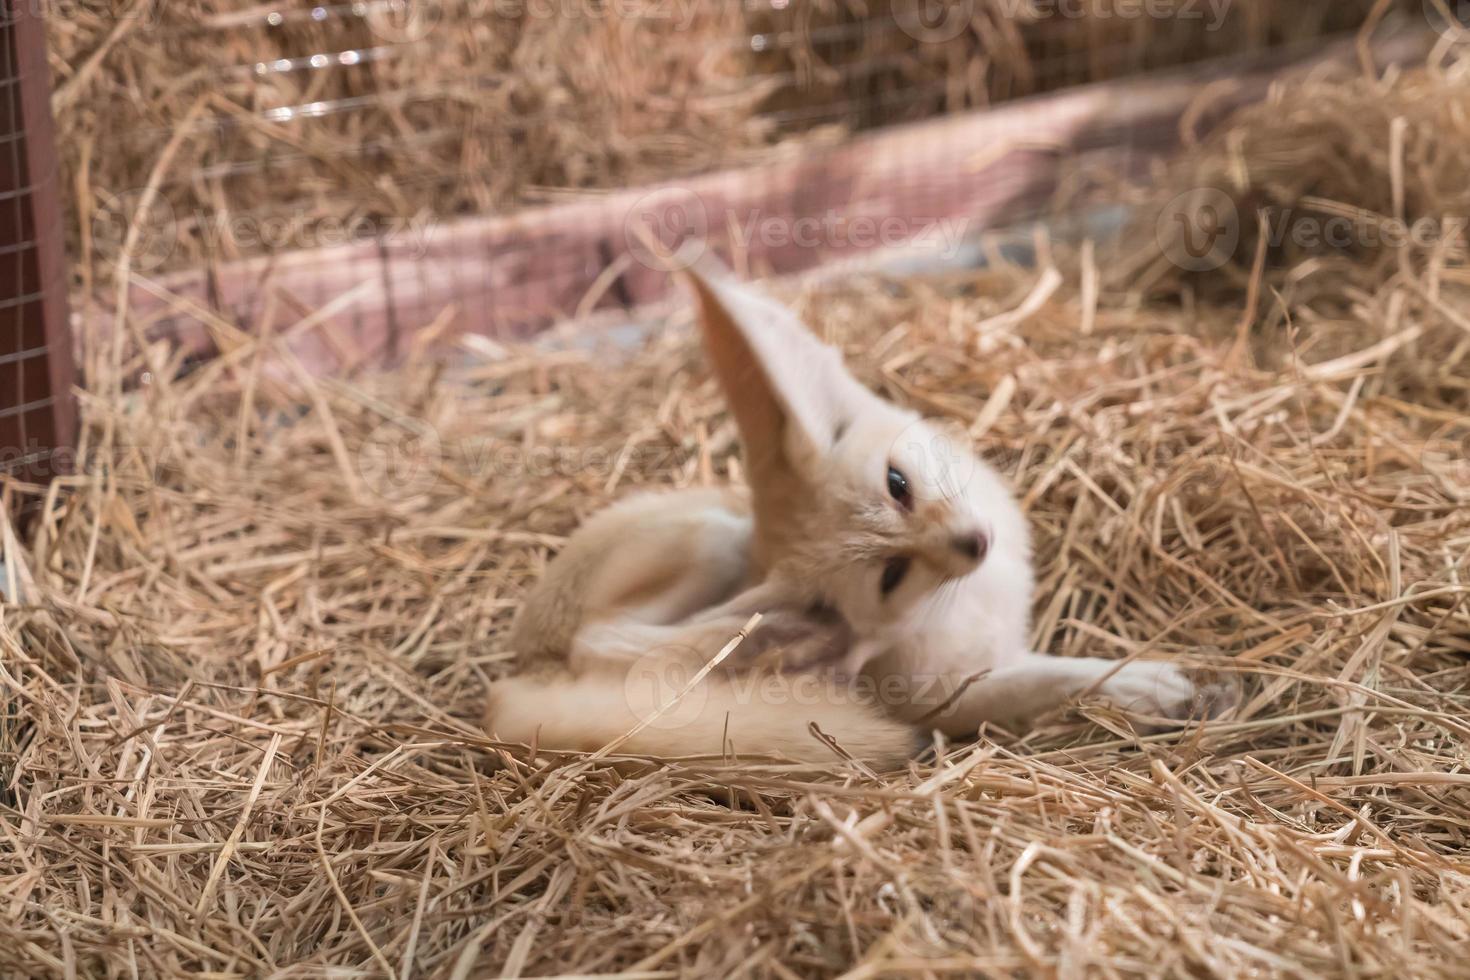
[680,258,871,565]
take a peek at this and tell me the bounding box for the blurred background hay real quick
[52,0,1409,280]
[4,30,1469,973]
[1109,52,1470,303]
[1098,48,1470,383]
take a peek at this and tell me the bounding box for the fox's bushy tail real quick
[484,668,918,767]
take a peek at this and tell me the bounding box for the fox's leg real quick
[570,616,755,669]
[586,504,754,626]
[571,606,852,674]
[511,488,754,660]
[566,574,850,673]
[913,655,1235,736]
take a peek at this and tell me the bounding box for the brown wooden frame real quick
[0,0,75,486]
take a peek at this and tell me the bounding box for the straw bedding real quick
[52,0,1401,278]
[6,54,1470,980]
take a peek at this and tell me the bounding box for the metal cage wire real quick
[6,0,1420,474]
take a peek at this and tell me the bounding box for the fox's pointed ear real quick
[679,258,871,564]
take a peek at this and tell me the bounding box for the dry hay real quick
[5,50,1470,980]
[52,0,1404,281]
[1106,37,1470,318]
[747,0,1400,126]
[52,0,775,285]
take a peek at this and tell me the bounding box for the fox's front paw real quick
[1096,661,1237,730]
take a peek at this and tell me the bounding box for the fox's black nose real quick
[952,530,988,564]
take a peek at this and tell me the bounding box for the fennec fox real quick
[486,261,1231,765]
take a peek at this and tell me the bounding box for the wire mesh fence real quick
[0,0,1444,482]
[58,0,1407,276]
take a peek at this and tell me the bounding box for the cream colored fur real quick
[485,668,920,763]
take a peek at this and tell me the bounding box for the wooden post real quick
[0,0,75,487]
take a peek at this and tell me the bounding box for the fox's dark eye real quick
[879,556,911,597]
[886,466,912,508]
